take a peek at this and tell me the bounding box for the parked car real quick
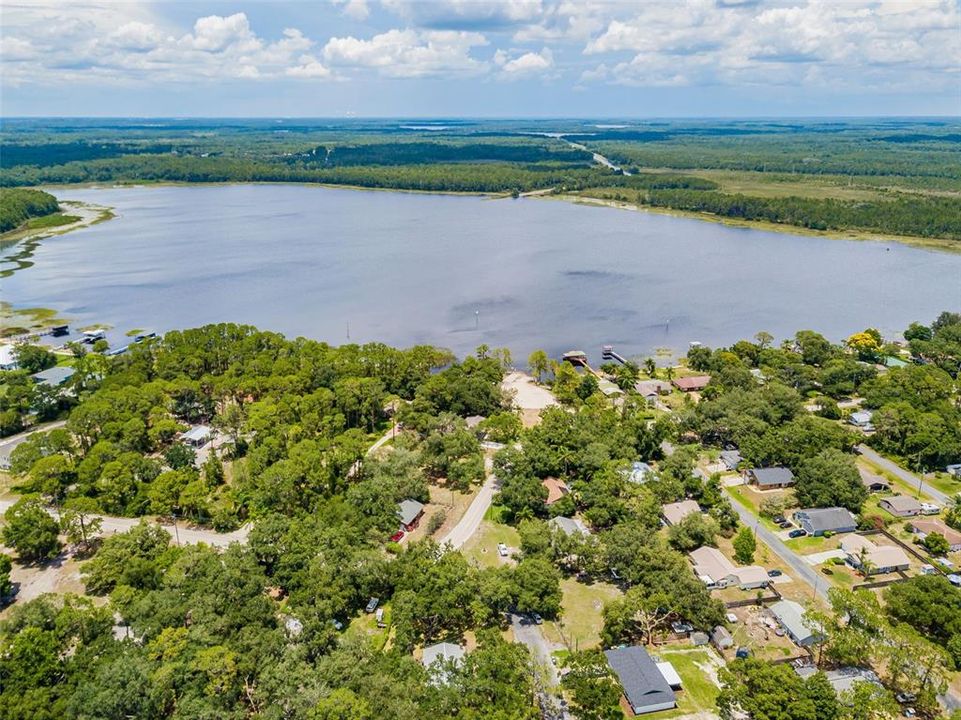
[767,569,783,577]
[531,612,543,625]
[773,516,787,524]
[948,574,961,588]
[895,692,916,704]
[497,543,509,557]
[375,608,386,628]
[726,612,738,623]
[365,597,379,613]
[735,647,750,659]
[788,529,808,539]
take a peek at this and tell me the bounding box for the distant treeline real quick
[313,141,594,166]
[583,186,961,240]
[0,188,59,233]
[2,141,175,168]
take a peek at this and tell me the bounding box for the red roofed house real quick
[672,375,711,392]
[542,477,570,506]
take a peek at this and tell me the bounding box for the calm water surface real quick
[4,184,960,361]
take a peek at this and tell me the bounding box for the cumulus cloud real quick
[1,5,330,85]
[330,0,370,21]
[495,47,554,75]
[323,29,488,77]
[580,0,960,91]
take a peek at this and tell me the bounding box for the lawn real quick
[645,647,723,720]
[346,604,391,651]
[461,521,520,569]
[926,472,961,499]
[784,535,834,555]
[726,485,785,532]
[542,578,621,651]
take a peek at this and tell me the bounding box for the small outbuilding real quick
[398,499,425,532]
[858,468,890,493]
[848,410,874,431]
[623,461,654,484]
[880,495,922,518]
[711,625,733,650]
[947,464,961,479]
[719,450,742,471]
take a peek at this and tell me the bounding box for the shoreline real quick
[551,193,961,255]
[0,201,115,279]
[21,180,961,254]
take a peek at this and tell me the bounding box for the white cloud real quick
[323,29,488,77]
[382,0,544,30]
[1,7,332,85]
[495,47,554,75]
[330,0,370,21]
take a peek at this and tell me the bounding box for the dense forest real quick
[0,188,60,233]
[2,118,959,241]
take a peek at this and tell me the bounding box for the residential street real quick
[857,444,952,506]
[723,488,830,602]
[510,613,570,719]
[0,498,250,548]
[0,420,68,470]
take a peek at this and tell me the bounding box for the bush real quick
[426,510,447,535]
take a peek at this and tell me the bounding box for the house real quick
[542,477,570,505]
[548,516,590,537]
[0,345,18,371]
[719,450,742,471]
[182,424,213,447]
[858,468,890,493]
[635,380,671,398]
[422,642,465,685]
[744,467,796,489]
[795,666,882,695]
[623,462,654,484]
[604,645,677,716]
[662,500,701,526]
[910,520,961,552]
[689,546,768,590]
[711,625,733,650]
[848,410,874,431]
[841,535,910,575]
[31,366,75,387]
[398,499,425,532]
[672,375,711,392]
[735,565,772,590]
[793,508,857,536]
[690,546,738,588]
[947,464,961,479]
[769,600,822,647]
[880,495,922,518]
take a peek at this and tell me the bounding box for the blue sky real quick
[2,0,959,117]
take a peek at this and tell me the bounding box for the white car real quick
[497,543,509,557]
[726,612,738,623]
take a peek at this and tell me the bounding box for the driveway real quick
[0,420,68,473]
[439,473,498,550]
[804,550,845,566]
[510,613,570,719]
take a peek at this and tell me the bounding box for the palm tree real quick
[664,366,675,382]
[643,358,656,377]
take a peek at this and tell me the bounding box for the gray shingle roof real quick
[31,366,75,386]
[795,507,857,534]
[605,646,675,712]
[749,467,795,486]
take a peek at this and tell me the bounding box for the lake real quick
[4,184,960,362]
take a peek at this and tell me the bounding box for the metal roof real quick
[398,499,425,527]
[770,600,817,643]
[31,365,75,386]
[605,646,675,712]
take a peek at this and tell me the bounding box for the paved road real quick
[0,420,68,468]
[723,488,830,602]
[439,470,498,549]
[0,498,249,547]
[857,444,951,506]
[510,613,570,719]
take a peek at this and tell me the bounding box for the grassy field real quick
[644,647,723,720]
[461,521,520,569]
[24,213,80,230]
[542,578,621,651]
